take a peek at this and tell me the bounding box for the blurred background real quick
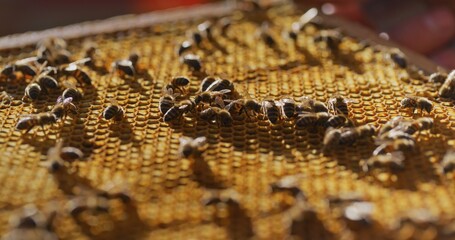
[0,0,212,36]
[0,0,454,68]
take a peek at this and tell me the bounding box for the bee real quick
[16,112,57,134]
[102,101,124,121]
[297,96,328,113]
[378,116,404,136]
[199,97,235,127]
[36,37,71,65]
[178,97,199,115]
[373,138,416,155]
[261,99,281,124]
[178,136,207,158]
[389,48,407,68]
[219,17,232,36]
[165,76,190,95]
[159,88,179,115]
[36,68,59,91]
[3,204,57,240]
[327,114,349,128]
[45,140,84,172]
[23,83,42,101]
[61,81,83,101]
[397,117,433,135]
[163,105,185,122]
[295,112,330,127]
[314,29,343,52]
[258,22,277,48]
[328,95,352,116]
[200,76,235,94]
[51,96,78,119]
[270,174,306,198]
[323,128,342,151]
[361,151,405,172]
[226,96,262,118]
[438,73,455,99]
[339,124,376,145]
[112,53,139,77]
[428,72,447,84]
[277,97,296,119]
[63,58,92,85]
[400,95,433,114]
[181,54,202,71]
[195,89,231,105]
[191,31,203,46]
[441,150,455,174]
[177,40,193,56]
[1,57,38,79]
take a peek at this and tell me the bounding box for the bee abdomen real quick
[283,103,295,118]
[266,108,280,124]
[38,76,58,89]
[103,106,120,120]
[163,107,181,122]
[25,83,41,100]
[63,88,82,101]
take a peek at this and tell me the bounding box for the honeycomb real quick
[0,2,455,240]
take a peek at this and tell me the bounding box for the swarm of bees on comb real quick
[0,1,455,239]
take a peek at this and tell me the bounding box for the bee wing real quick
[205,78,222,92]
[213,89,231,95]
[73,57,92,66]
[214,96,226,108]
[16,56,39,65]
[225,99,242,111]
[63,97,74,104]
[179,136,192,146]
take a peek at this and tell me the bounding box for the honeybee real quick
[159,88,179,115]
[277,97,296,119]
[439,72,455,98]
[181,54,202,71]
[16,112,57,134]
[323,128,342,151]
[3,204,57,240]
[328,95,352,116]
[61,81,83,101]
[428,72,447,84]
[45,139,84,172]
[361,151,405,172]
[295,112,330,127]
[378,116,404,136]
[195,89,231,105]
[112,53,139,77]
[1,57,38,80]
[262,99,281,124]
[396,117,433,135]
[178,136,207,158]
[102,101,124,121]
[178,97,199,115]
[389,48,407,68]
[258,22,277,48]
[165,76,190,95]
[270,174,306,198]
[177,40,193,56]
[400,95,433,114]
[297,96,328,113]
[51,96,78,119]
[314,29,343,52]
[373,138,416,155]
[199,97,235,127]
[63,58,92,85]
[201,76,235,93]
[36,37,71,65]
[225,96,262,118]
[190,31,203,46]
[441,150,455,174]
[23,83,42,101]
[339,124,376,145]
[163,106,184,122]
[36,68,59,91]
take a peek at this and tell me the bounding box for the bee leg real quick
[25,125,35,134]
[40,125,47,135]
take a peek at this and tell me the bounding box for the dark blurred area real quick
[0,0,211,37]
